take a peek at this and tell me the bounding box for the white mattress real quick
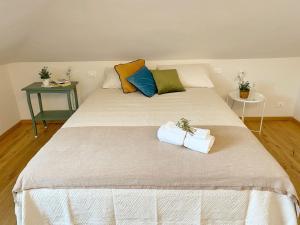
[15,88,297,225]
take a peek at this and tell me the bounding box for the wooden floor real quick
[0,119,299,225]
[245,119,300,197]
[0,122,62,225]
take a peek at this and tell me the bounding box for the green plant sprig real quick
[176,118,196,135]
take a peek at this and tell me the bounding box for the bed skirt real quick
[15,188,297,225]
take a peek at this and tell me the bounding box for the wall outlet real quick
[87,70,97,78]
[276,101,285,107]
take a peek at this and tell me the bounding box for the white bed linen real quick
[16,189,296,225]
[63,88,243,128]
[15,88,297,225]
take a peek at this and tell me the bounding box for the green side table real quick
[22,82,79,138]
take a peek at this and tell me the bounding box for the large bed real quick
[14,88,299,225]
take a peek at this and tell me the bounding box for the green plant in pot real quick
[39,66,51,87]
[235,72,251,99]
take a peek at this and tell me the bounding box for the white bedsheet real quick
[15,88,297,225]
[63,88,243,128]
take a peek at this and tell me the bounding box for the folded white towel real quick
[157,121,186,145]
[191,128,210,139]
[184,134,215,153]
[157,121,215,153]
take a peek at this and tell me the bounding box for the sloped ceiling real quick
[1,0,300,64]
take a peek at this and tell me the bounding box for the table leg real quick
[37,93,47,128]
[242,102,246,122]
[26,92,37,138]
[259,101,266,135]
[67,91,72,111]
[73,86,79,109]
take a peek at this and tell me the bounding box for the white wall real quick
[294,90,300,121]
[6,57,300,120]
[0,65,20,135]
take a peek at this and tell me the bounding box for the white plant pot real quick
[42,79,50,87]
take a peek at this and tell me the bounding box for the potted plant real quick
[235,72,251,99]
[39,66,51,87]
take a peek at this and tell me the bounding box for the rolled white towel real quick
[184,134,215,153]
[192,128,210,139]
[157,121,186,145]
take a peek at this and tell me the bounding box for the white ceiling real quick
[1,0,300,64]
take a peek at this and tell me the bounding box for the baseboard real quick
[0,120,64,140]
[244,116,294,122]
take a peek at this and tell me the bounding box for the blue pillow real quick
[127,66,157,97]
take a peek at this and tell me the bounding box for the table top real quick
[228,90,265,103]
[22,81,78,91]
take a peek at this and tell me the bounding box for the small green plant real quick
[39,66,51,80]
[235,72,251,91]
[176,118,196,135]
[239,81,250,91]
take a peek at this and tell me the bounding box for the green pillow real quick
[151,69,185,94]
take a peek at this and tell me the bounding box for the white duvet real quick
[15,88,297,225]
[63,88,243,128]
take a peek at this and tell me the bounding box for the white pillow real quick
[102,67,121,88]
[156,64,214,88]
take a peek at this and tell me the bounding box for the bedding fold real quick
[13,125,299,213]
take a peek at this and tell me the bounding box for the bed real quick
[14,88,299,225]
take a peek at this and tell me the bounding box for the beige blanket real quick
[13,126,299,210]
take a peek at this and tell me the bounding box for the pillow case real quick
[157,64,214,88]
[151,69,185,94]
[114,59,145,93]
[102,67,121,88]
[127,66,157,97]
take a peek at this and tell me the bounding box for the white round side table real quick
[227,91,266,135]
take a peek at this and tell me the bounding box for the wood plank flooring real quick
[0,122,62,225]
[245,119,300,197]
[0,120,299,225]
